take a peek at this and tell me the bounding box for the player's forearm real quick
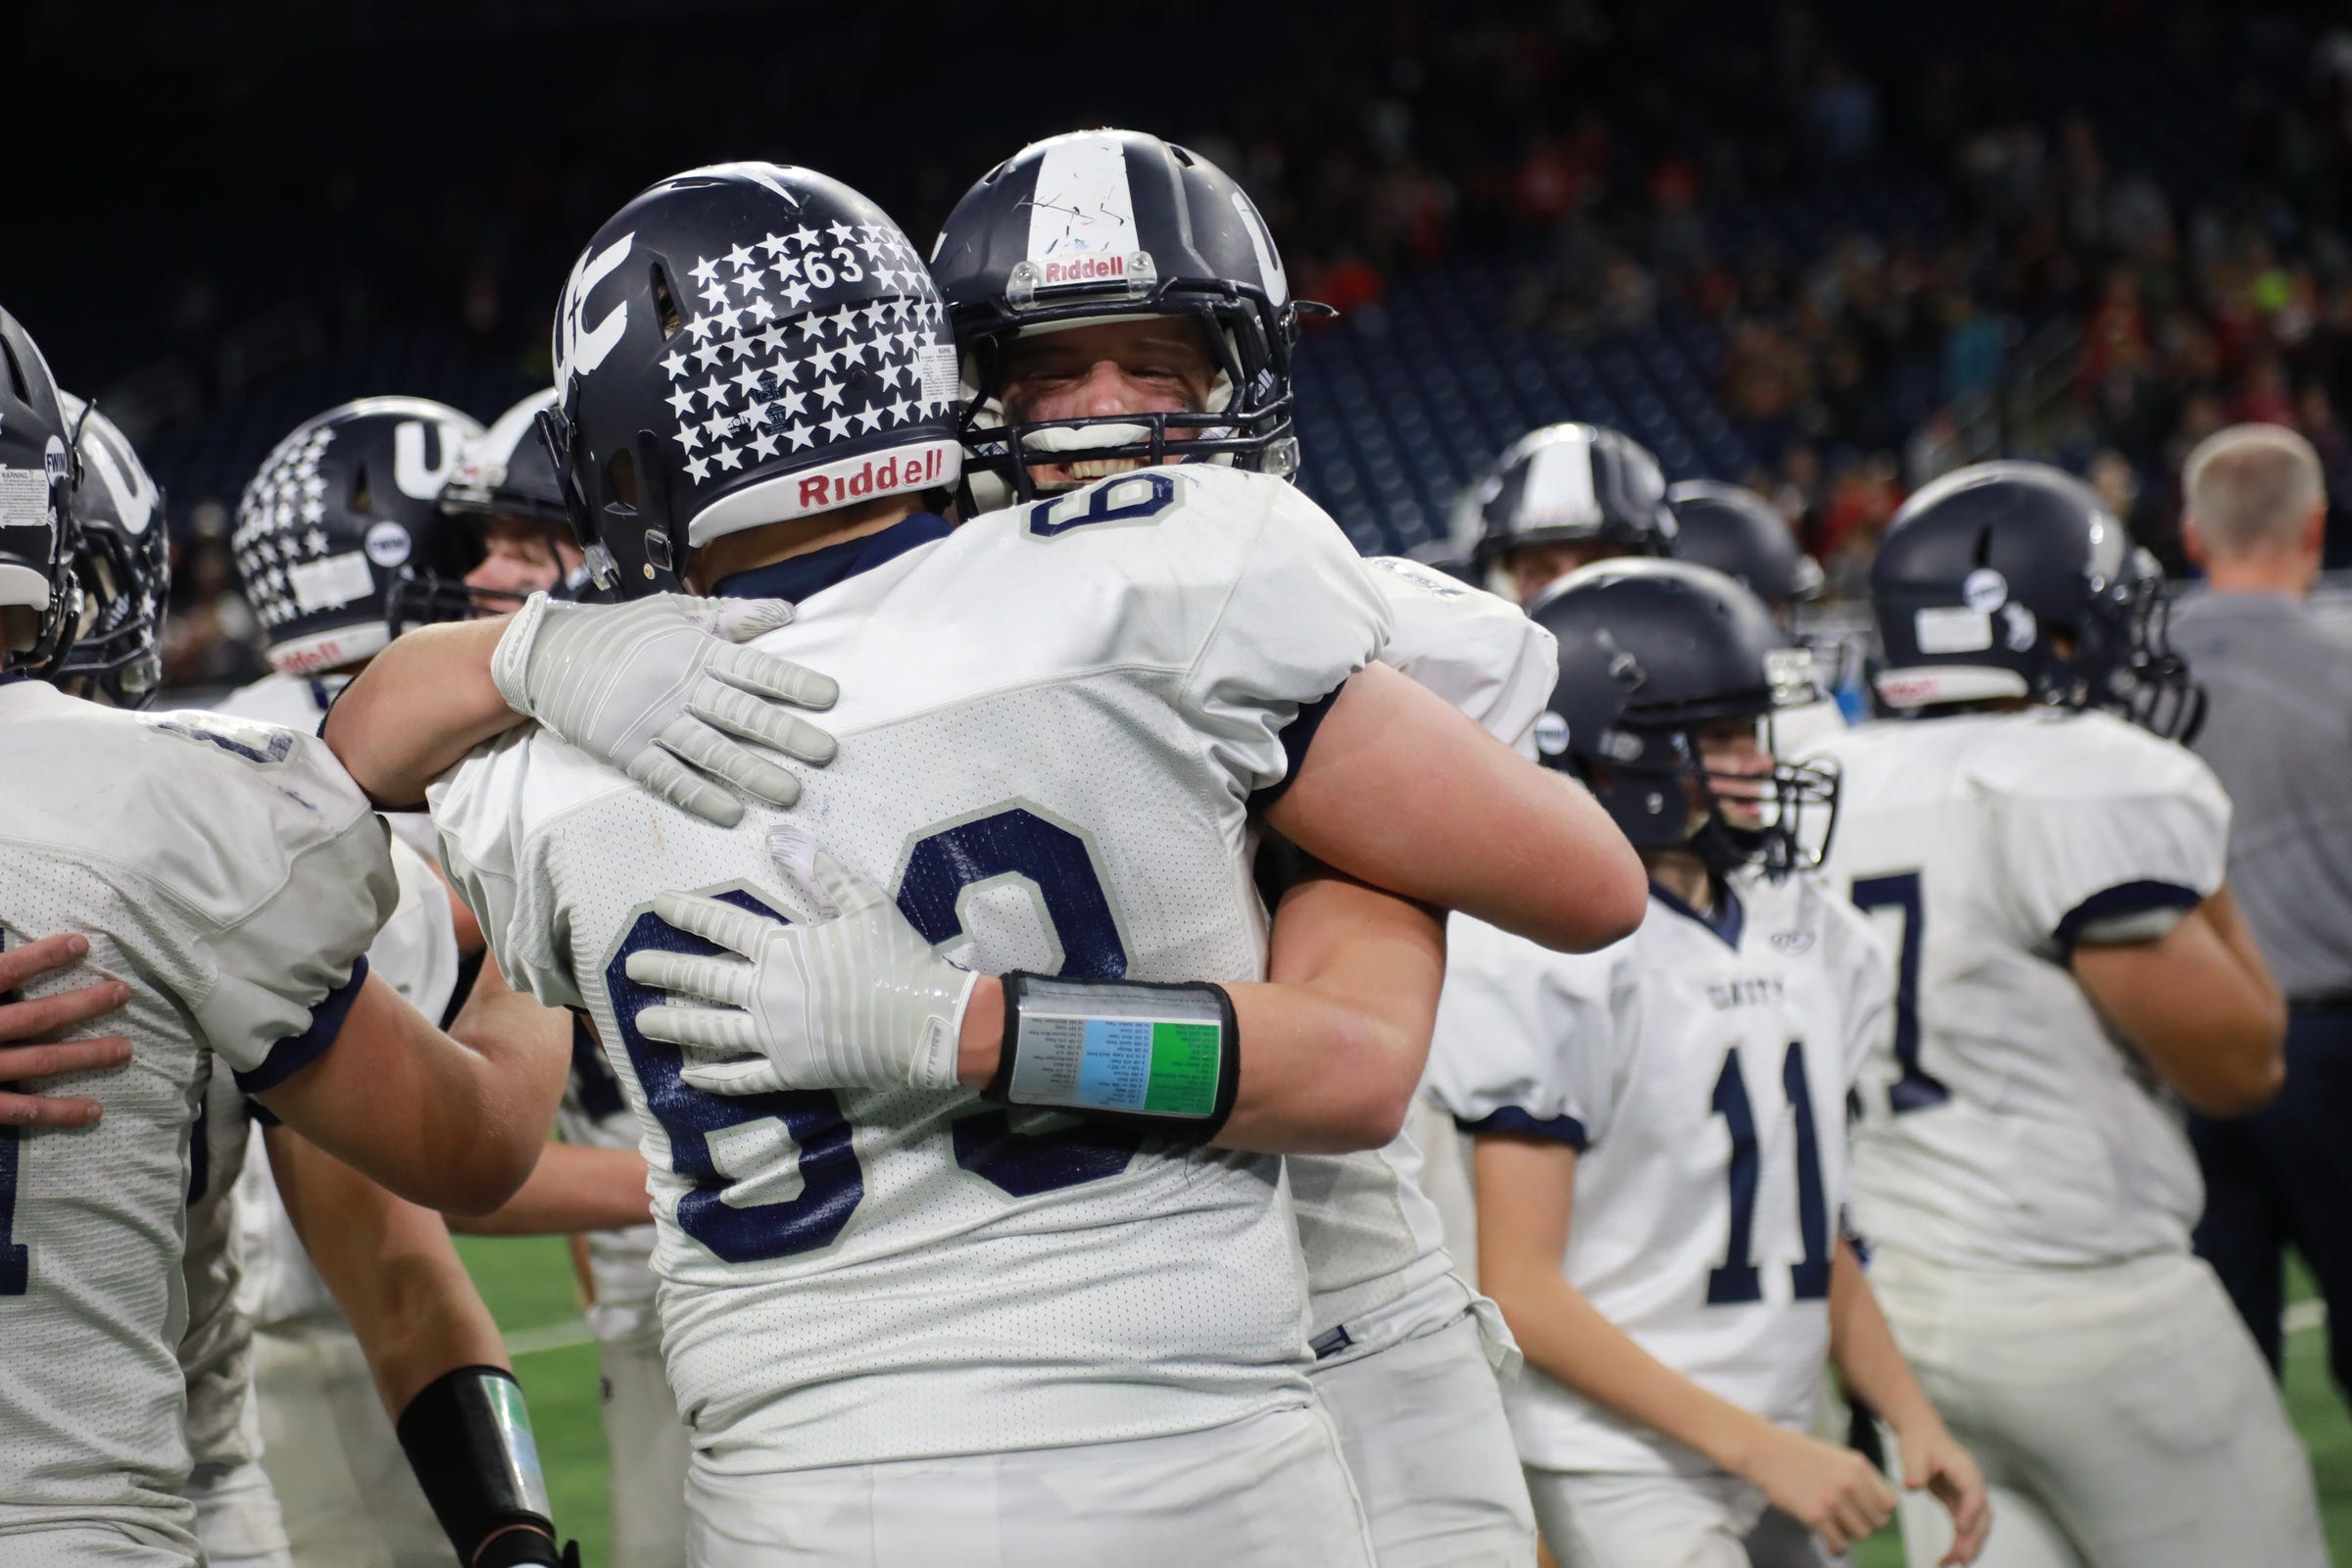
[1266,662,1646,954]
[1483,1254,1778,1475]
[949,877,1445,1153]
[1826,1239,1940,1441]
[445,1143,653,1236]
[260,972,565,1214]
[267,1123,513,1414]
[323,615,518,808]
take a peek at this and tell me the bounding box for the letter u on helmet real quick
[230,396,485,676]
[931,128,1308,511]
[544,162,962,599]
[56,392,170,708]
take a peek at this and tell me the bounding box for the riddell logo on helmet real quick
[1041,254,1126,286]
[795,446,950,511]
[1876,672,1945,706]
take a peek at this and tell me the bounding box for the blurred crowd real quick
[32,0,2346,685]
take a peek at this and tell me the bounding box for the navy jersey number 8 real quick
[606,806,1142,1260]
[604,891,863,1264]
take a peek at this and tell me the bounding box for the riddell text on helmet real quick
[797,444,952,511]
[1041,254,1127,286]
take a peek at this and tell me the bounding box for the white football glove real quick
[490,591,838,827]
[625,828,977,1095]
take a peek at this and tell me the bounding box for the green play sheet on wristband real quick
[1143,1020,1221,1115]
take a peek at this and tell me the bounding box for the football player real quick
[1665,479,1847,752]
[215,400,643,1567]
[397,386,588,633]
[1803,462,2328,1567]
[0,306,576,1567]
[1428,560,1988,1566]
[321,161,1644,1565]
[923,127,1555,1563]
[1448,422,1679,606]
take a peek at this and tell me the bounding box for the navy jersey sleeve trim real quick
[1456,1106,1590,1149]
[2052,879,2202,957]
[1249,681,1346,811]
[234,955,370,1095]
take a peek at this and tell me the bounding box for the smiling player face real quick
[996,318,1220,490]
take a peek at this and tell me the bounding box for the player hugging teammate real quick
[0,119,2331,1568]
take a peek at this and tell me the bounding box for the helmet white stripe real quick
[1025,134,1138,266]
[1520,428,1599,527]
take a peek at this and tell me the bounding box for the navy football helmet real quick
[1450,423,1678,572]
[391,387,571,633]
[1665,480,1823,618]
[933,129,1307,510]
[1870,461,2201,740]
[56,394,168,708]
[544,162,960,600]
[231,397,484,675]
[1529,559,1838,878]
[0,306,82,675]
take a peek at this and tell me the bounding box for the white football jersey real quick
[217,670,442,864]
[1427,872,1890,1473]
[555,1014,660,1312]
[0,679,391,1546]
[1292,557,1555,1350]
[1804,709,2230,1269]
[430,467,1392,1473]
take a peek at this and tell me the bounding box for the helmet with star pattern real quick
[230,396,484,675]
[543,162,961,599]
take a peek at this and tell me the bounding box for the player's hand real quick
[0,934,133,1129]
[1740,1424,1898,1557]
[1896,1417,1990,1565]
[626,827,976,1094]
[490,590,838,827]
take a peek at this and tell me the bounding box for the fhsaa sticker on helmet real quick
[1914,605,1993,655]
[364,520,414,568]
[1533,710,1571,756]
[1961,567,2008,611]
[288,551,377,614]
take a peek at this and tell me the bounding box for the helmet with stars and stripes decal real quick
[543,161,962,599]
[230,396,485,676]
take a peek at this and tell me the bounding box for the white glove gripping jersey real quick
[1426,872,1890,1473]
[430,468,1393,1473]
[0,679,392,1545]
[1292,559,1556,1355]
[1803,709,2230,1269]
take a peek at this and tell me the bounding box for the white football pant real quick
[1525,1469,1836,1568]
[186,1458,293,1568]
[595,1319,690,1568]
[1868,1245,2327,1568]
[250,1322,457,1568]
[1310,1309,1536,1565]
[683,1404,1377,1567]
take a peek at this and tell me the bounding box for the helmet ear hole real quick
[651,265,682,339]
[605,447,640,511]
[0,335,24,405]
[351,463,373,516]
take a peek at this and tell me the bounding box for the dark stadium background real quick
[2,1,2346,1552]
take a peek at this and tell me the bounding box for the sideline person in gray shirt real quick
[2173,422,2352,1400]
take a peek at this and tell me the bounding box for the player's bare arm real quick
[1825,1237,1990,1565]
[267,1123,576,1566]
[253,967,568,1216]
[442,961,652,1236]
[1261,661,1648,953]
[1471,1135,1898,1557]
[0,933,134,1128]
[324,592,839,827]
[2073,884,2287,1116]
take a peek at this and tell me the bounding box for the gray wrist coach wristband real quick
[988,973,1241,1141]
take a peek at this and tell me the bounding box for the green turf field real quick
[462,1236,2350,1566]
